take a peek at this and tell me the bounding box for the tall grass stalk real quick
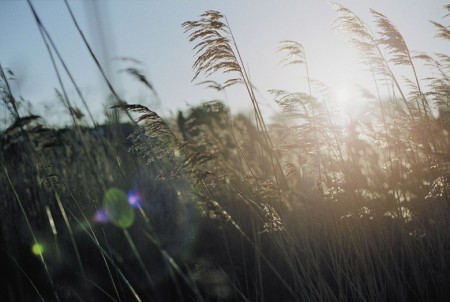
[2,3,450,302]
[1,160,61,302]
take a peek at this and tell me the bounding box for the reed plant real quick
[1,3,450,301]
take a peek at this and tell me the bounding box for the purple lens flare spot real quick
[94,208,109,223]
[127,190,142,208]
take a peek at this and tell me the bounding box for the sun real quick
[332,85,365,121]
[333,86,353,120]
[335,86,351,107]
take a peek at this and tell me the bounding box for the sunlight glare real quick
[332,85,365,121]
[336,87,350,106]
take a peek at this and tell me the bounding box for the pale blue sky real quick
[0,0,448,126]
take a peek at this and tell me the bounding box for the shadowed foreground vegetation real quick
[1,3,450,301]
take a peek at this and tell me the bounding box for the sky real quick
[0,0,448,126]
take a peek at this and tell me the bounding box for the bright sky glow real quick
[0,0,448,126]
[333,84,365,122]
[336,87,350,105]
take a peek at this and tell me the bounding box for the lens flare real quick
[103,187,135,229]
[127,190,142,208]
[93,208,109,223]
[32,243,45,256]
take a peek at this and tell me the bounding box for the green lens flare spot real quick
[103,187,135,229]
[32,243,45,256]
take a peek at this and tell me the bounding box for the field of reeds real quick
[1,2,450,302]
